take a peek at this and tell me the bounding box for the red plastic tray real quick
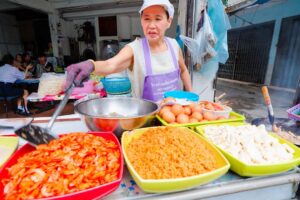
[0,132,124,200]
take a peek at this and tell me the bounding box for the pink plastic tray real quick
[287,104,300,121]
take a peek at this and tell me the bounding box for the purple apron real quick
[141,38,180,102]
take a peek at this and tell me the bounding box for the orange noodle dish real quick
[2,133,120,200]
[126,127,217,179]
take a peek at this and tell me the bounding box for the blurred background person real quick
[14,53,26,71]
[14,53,34,77]
[33,53,54,78]
[0,54,33,115]
[22,52,32,67]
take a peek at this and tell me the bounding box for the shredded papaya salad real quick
[2,133,120,200]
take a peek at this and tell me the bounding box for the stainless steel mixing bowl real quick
[74,97,159,137]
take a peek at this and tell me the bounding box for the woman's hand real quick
[26,64,33,70]
[64,46,133,90]
[65,60,95,89]
[24,64,33,79]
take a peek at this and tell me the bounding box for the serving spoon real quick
[14,82,74,147]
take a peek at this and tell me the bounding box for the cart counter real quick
[0,116,299,200]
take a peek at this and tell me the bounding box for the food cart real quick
[1,0,299,199]
[1,115,299,200]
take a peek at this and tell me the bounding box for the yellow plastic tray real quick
[0,136,19,168]
[156,111,245,128]
[195,123,300,177]
[122,127,230,193]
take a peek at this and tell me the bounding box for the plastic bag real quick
[180,9,217,69]
[207,0,231,64]
[175,25,184,51]
[72,80,95,95]
[37,73,66,96]
[198,0,231,79]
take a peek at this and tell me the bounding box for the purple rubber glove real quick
[65,60,95,89]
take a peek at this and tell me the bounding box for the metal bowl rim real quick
[74,97,159,119]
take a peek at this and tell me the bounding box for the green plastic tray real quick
[195,123,300,177]
[122,127,230,193]
[0,136,19,168]
[156,111,245,128]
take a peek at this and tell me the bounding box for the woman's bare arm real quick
[93,46,134,75]
[178,49,192,91]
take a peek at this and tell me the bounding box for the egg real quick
[192,105,202,113]
[171,104,184,116]
[199,102,205,108]
[189,102,196,108]
[189,118,198,123]
[162,111,176,123]
[159,106,172,116]
[191,112,203,121]
[204,103,215,111]
[176,113,189,124]
[183,106,192,115]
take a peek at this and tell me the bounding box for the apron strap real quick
[142,37,179,75]
[165,38,179,70]
[142,38,152,75]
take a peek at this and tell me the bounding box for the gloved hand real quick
[65,60,95,89]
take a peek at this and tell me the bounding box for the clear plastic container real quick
[202,105,232,119]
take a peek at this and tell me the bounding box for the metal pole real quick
[294,76,300,105]
[185,0,195,84]
[190,0,196,84]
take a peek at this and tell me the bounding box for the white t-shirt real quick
[127,37,181,98]
[0,64,25,83]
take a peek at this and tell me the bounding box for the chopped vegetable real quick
[2,133,120,200]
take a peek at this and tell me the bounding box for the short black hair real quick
[166,10,169,19]
[2,54,14,65]
[38,53,46,58]
[22,52,31,61]
[15,53,22,58]
[23,52,30,57]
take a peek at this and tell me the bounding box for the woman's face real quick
[16,55,22,62]
[141,5,172,42]
[13,60,20,68]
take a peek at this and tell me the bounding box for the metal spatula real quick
[14,83,74,146]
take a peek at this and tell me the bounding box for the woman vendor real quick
[66,0,192,102]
